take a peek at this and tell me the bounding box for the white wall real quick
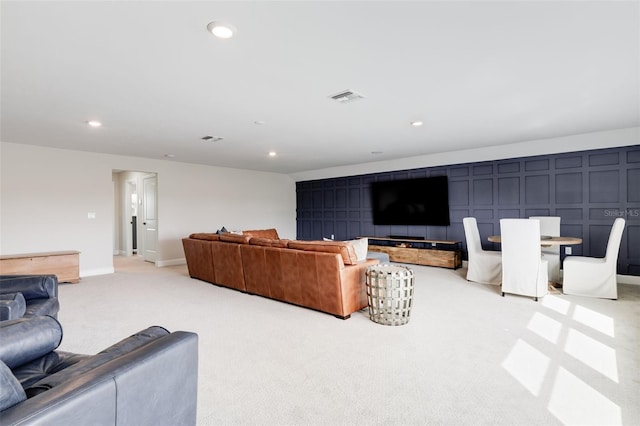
[0,142,296,277]
[290,127,640,181]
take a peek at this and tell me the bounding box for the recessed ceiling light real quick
[371,151,383,155]
[268,151,277,157]
[254,120,266,125]
[164,154,175,158]
[87,120,102,127]
[411,121,423,127]
[207,21,236,39]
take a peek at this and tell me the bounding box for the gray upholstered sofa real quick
[0,315,198,425]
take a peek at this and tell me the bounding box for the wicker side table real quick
[365,264,414,326]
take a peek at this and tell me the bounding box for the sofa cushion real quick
[0,316,63,369]
[12,351,89,389]
[249,237,289,248]
[243,228,279,239]
[188,233,220,241]
[219,233,251,244]
[287,240,358,265]
[0,360,26,411]
[0,292,27,321]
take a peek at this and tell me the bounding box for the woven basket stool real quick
[365,264,414,326]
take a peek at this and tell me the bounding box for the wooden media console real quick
[364,237,462,269]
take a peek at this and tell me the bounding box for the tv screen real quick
[371,176,450,226]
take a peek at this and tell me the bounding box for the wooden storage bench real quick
[0,250,80,283]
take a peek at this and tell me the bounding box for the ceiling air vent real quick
[329,90,364,104]
[201,135,224,142]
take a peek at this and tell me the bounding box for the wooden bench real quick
[0,250,80,283]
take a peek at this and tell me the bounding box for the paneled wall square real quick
[336,188,347,208]
[473,165,493,176]
[556,155,582,169]
[628,169,640,202]
[324,189,334,208]
[589,170,619,203]
[525,175,550,204]
[589,152,619,166]
[499,209,521,218]
[449,180,470,205]
[312,190,322,209]
[525,159,549,171]
[450,209,470,222]
[628,149,640,163]
[450,166,470,177]
[627,225,639,258]
[473,179,493,205]
[498,162,520,174]
[349,188,360,208]
[349,221,361,237]
[498,177,520,205]
[556,173,582,204]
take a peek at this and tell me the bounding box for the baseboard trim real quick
[156,258,186,267]
[618,274,640,286]
[80,267,115,278]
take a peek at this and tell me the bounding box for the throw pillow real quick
[345,238,368,261]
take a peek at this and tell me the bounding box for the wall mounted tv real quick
[370,176,450,226]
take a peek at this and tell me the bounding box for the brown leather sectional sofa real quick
[182,229,379,319]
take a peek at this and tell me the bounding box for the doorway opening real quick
[112,170,158,270]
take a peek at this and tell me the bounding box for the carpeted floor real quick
[56,256,640,425]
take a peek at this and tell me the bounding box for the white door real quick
[142,174,158,263]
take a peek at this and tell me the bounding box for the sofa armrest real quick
[0,275,58,300]
[339,259,380,317]
[23,298,60,319]
[1,331,199,426]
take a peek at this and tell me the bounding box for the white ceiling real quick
[1,1,638,174]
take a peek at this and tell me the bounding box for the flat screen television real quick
[371,176,450,226]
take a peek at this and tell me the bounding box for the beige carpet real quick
[56,256,640,426]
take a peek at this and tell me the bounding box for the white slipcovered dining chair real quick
[500,219,548,301]
[463,217,502,285]
[529,216,561,283]
[563,218,625,300]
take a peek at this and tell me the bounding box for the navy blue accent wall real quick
[296,145,640,276]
